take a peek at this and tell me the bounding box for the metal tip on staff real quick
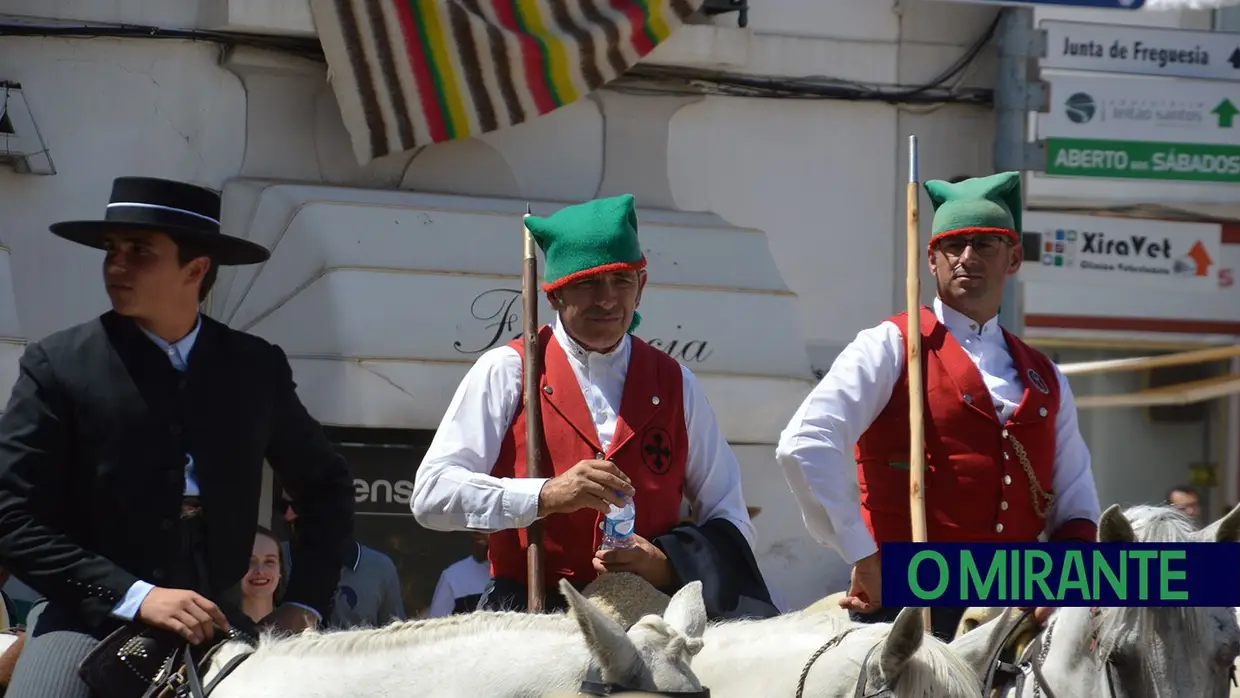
[525,202,532,216]
[908,135,919,184]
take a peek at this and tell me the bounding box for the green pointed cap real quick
[525,194,647,293]
[923,171,1023,247]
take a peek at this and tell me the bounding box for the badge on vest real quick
[1026,368,1049,395]
[641,426,673,475]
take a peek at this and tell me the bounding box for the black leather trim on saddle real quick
[78,624,256,698]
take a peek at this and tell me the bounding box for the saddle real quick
[78,622,255,698]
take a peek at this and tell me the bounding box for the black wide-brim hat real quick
[49,176,270,266]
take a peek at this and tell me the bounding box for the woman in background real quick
[241,527,284,623]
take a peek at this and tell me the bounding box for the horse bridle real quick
[147,631,254,698]
[576,663,711,697]
[795,627,897,698]
[987,607,1239,698]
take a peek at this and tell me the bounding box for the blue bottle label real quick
[603,517,634,538]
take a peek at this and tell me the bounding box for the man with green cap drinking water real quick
[775,172,1100,640]
[413,193,778,618]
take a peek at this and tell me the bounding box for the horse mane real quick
[240,610,580,658]
[1084,504,1215,680]
[706,607,979,697]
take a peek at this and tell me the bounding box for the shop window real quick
[270,426,481,620]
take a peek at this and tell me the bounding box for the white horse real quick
[203,579,709,698]
[950,503,1240,698]
[690,605,983,697]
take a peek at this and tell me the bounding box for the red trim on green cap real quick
[928,226,1020,249]
[541,256,648,293]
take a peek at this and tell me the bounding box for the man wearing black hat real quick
[0,177,355,697]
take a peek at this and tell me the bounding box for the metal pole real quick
[993,6,1043,337]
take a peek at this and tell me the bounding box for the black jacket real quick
[0,312,354,631]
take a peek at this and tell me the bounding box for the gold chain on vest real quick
[1007,432,1054,520]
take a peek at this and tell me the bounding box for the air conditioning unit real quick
[700,0,749,27]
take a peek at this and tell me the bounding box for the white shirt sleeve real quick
[679,365,758,550]
[1045,365,1102,534]
[427,570,455,618]
[411,347,547,532]
[774,322,905,565]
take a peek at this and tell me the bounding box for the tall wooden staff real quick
[522,204,547,612]
[905,136,931,630]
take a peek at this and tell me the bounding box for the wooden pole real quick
[522,204,546,613]
[905,136,931,631]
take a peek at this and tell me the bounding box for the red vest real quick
[488,326,689,589]
[854,308,1061,546]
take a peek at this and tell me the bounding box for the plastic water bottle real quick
[600,492,636,550]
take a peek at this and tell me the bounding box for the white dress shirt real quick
[413,314,756,550]
[775,297,1100,565]
[427,555,492,617]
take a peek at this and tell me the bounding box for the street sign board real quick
[1041,21,1240,82]
[1019,211,1222,291]
[1039,72,1240,146]
[1044,138,1240,182]
[933,0,1144,8]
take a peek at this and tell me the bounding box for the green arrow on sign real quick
[1213,98,1239,128]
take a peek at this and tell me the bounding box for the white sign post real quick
[1041,21,1240,83]
[1020,211,1222,290]
[1037,72,1240,182]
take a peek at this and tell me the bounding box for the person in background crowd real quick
[776,172,1101,641]
[0,177,355,698]
[241,528,284,623]
[282,495,406,629]
[1166,484,1201,525]
[427,533,492,617]
[413,194,777,621]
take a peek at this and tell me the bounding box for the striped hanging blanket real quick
[310,0,706,164]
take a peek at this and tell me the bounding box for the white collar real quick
[552,313,631,365]
[933,296,1001,338]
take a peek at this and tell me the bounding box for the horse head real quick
[561,578,707,695]
[1084,503,1240,697]
[954,504,1240,697]
[856,606,982,696]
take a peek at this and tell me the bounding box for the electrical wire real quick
[612,14,999,105]
[0,19,326,62]
[0,12,999,106]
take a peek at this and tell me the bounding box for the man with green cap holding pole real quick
[413,193,778,619]
[775,172,1100,640]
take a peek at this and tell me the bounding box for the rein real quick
[145,631,254,698]
[795,626,896,698]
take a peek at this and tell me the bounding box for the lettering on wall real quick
[1221,269,1234,288]
[453,289,522,355]
[353,477,415,515]
[452,288,715,363]
[646,326,714,363]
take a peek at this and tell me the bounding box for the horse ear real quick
[880,606,925,679]
[1203,503,1240,543]
[1097,504,1135,543]
[561,579,641,681]
[662,581,707,640]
